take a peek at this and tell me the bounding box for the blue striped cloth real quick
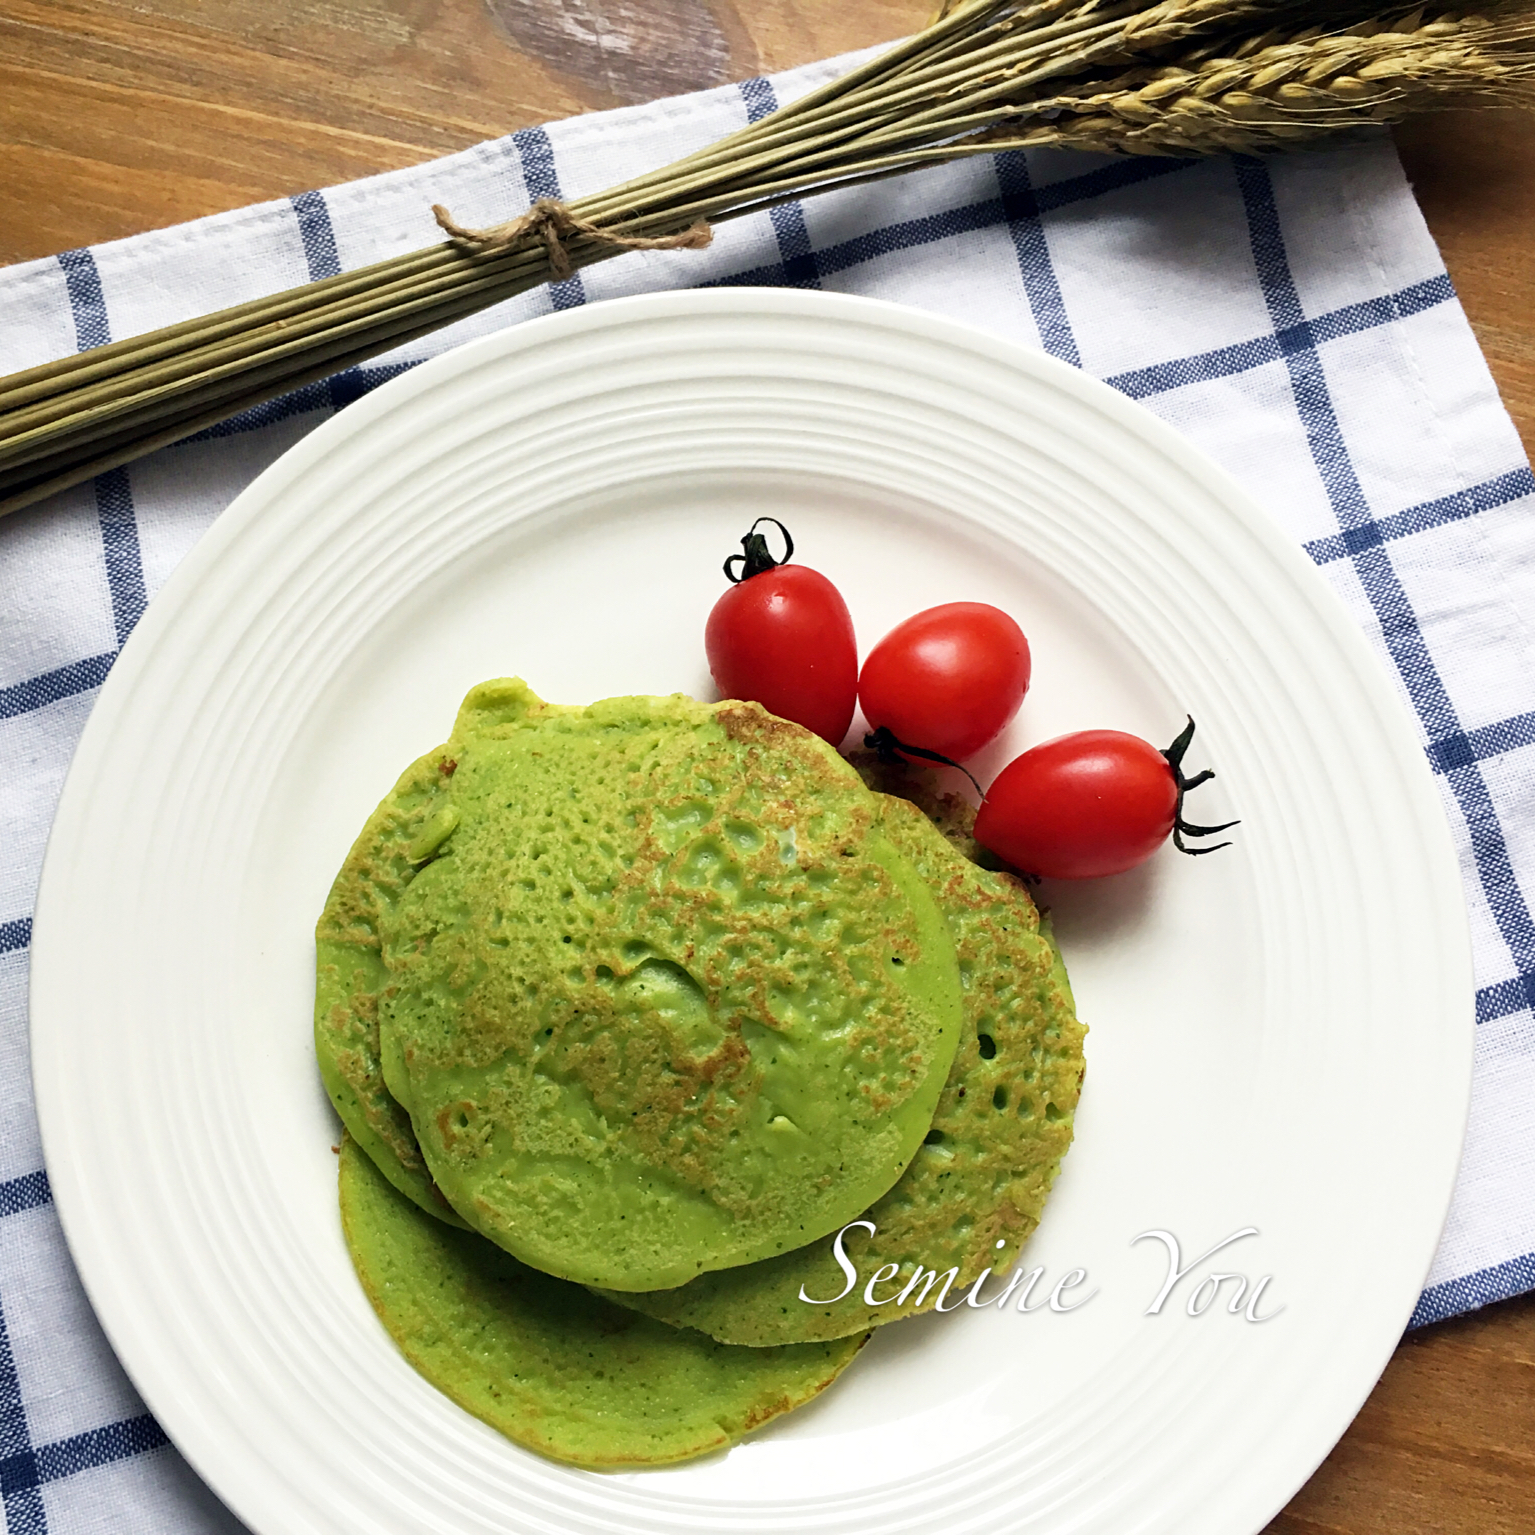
[3,47,1535,1530]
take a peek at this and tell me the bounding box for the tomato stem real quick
[1160,717,1238,856]
[723,517,794,583]
[864,725,984,799]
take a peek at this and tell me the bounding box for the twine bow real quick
[431,198,713,279]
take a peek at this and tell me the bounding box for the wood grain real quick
[0,0,919,259]
[1396,109,1535,463]
[2,4,1533,1530]
[482,0,749,104]
[1264,1291,1535,1535]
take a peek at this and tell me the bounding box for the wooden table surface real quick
[4,3,1534,1529]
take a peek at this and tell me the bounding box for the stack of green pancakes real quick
[316,679,1086,1469]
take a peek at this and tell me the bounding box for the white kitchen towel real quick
[3,46,1534,1531]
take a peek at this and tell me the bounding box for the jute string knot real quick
[431,198,713,279]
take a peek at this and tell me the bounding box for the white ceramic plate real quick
[32,290,1472,1535]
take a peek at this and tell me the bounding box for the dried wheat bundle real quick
[2,0,1531,518]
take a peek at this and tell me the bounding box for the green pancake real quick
[595,790,1086,1345]
[315,686,587,1225]
[314,748,470,1227]
[338,1136,867,1468]
[369,679,964,1292]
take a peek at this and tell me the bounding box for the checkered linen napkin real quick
[3,43,1535,1530]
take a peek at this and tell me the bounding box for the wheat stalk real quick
[1,0,1531,518]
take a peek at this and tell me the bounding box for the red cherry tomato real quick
[975,730,1178,879]
[705,520,857,745]
[859,603,1031,761]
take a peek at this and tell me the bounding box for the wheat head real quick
[967,8,1535,155]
